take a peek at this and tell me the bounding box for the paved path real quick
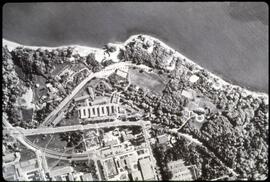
[20,120,142,136]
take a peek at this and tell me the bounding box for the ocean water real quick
[3,2,268,93]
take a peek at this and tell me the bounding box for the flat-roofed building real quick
[50,166,74,178]
[79,103,119,119]
[104,158,118,178]
[3,153,16,163]
[115,69,128,79]
[20,159,38,172]
[82,173,93,181]
[138,157,155,180]
[74,95,91,102]
[3,165,17,181]
[131,170,143,181]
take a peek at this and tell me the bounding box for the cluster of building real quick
[80,124,157,181]
[2,151,97,181]
[75,69,130,121]
[79,103,119,119]
[48,166,94,181]
[99,141,156,181]
[3,156,46,181]
[84,129,101,150]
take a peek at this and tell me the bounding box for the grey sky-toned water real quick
[3,2,268,93]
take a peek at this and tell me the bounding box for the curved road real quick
[41,61,151,127]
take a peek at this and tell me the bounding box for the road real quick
[169,128,202,146]
[3,61,154,164]
[6,119,146,161]
[19,120,142,136]
[40,61,151,127]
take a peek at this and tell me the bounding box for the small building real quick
[74,95,91,102]
[189,75,200,83]
[3,165,17,181]
[115,69,128,79]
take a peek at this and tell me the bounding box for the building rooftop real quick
[189,75,200,83]
[50,166,74,178]
[82,173,93,181]
[131,170,143,181]
[115,69,128,79]
[104,158,118,178]
[138,157,155,180]
[20,159,38,172]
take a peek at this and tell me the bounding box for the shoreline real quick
[124,34,268,100]
[2,36,268,100]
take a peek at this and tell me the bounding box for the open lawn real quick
[26,134,53,149]
[46,157,60,168]
[46,157,71,170]
[51,62,70,76]
[33,75,47,102]
[27,134,67,152]
[128,69,166,95]
[60,117,80,126]
[47,134,68,153]
[20,149,36,162]
[17,142,36,161]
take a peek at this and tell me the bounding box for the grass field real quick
[51,62,70,76]
[26,134,67,152]
[60,117,80,126]
[46,135,68,152]
[26,134,53,148]
[17,142,36,162]
[21,108,33,121]
[128,69,166,95]
[46,157,71,170]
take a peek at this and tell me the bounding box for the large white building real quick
[138,157,156,181]
[79,103,119,119]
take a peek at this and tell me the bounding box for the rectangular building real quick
[79,103,119,119]
[138,157,155,180]
[104,158,118,178]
